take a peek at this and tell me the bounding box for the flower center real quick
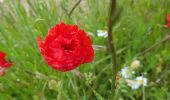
[139,80,144,84]
[126,70,131,75]
[62,40,77,51]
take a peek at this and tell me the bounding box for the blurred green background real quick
[0,0,170,99]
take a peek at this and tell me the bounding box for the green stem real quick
[68,0,82,18]
[107,0,117,99]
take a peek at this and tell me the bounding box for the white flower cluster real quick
[126,76,147,90]
[120,60,147,90]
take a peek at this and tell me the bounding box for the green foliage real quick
[0,0,170,99]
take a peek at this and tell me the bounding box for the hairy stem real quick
[107,0,117,98]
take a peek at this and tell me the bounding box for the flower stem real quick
[143,84,146,100]
[137,35,170,57]
[68,0,82,18]
[107,0,117,99]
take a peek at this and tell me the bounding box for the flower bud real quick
[131,60,140,69]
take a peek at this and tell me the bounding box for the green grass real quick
[0,0,170,99]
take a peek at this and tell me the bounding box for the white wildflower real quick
[131,60,140,69]
[97,30,108,38]
[126,76,147,90]
[121,67,135,79]
[136,76,147,86]
[126,79,141,90]
[0,0,3,3]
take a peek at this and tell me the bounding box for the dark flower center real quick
[62,40,77,51]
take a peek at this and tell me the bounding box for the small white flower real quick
[126,76,147,90]
[132,71,135,74]
[126,80,141,90]
[121,67,134,79]
[131,60,140,69]
[97,30,108,38]
[0,0,3,3]
[136,76,147,86]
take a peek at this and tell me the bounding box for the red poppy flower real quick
[0,51,13,76]
[167,15,170,28]
[38,22,94,72]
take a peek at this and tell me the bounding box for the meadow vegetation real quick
[0,0,170,99]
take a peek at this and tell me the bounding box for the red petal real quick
[37,37,43,46]
[84,46,94,63]
[0,72,5,76]
[37,22,94,72]
[0,51,6,58]
[0,51,13,68]
[2,62,13,68]
[167,15,170,22]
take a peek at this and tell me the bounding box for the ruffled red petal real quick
[0,51,13,68]
[37,22,94,72]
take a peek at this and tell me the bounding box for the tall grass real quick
[0,0,170,99]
